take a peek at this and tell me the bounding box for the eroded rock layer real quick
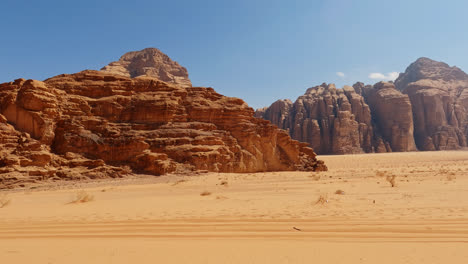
[0,71,326,189]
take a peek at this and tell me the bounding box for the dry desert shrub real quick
[220,180,228,186]
[70,190,94,204]
[335,189,345,195]
[315,194,328,205]
[0,194,11,208]
[200,191,212,196]
[386,175,397,187]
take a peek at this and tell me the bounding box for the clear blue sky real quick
[1,0,468,109]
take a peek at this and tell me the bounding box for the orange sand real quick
[1,151,468,263]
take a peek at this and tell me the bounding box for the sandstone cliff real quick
[257,82,416,154]
[0,51,326,189]
[395,57,468,150]
[362,82,417,152]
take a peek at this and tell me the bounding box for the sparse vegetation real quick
[386,175,397,187]
[335,189,345,195]
[220,181,228,186]
[200,191,212,196]
[0,194,11,208]
[70,190,94,204]
[315,194,328,205]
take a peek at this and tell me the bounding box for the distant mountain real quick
[256,57,468,154]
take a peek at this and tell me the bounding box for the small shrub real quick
[335,189,345,195]
[386,175,397,187]
[0,194,11,208]
[220,181,228,186]
[315,194,328,205]
[200,191,212,196]
[70,190,94,204]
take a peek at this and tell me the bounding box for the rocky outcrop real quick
[101,48,192,87]
[362,82,417,152]
[395,57,468,150]
[0,60,326,189]
[257,83,373,154]
[257,82,417,154]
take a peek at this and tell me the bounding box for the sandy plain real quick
[0,150,468,263]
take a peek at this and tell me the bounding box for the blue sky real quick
[1,0,468,109]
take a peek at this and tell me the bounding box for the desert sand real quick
[1,151,468,263]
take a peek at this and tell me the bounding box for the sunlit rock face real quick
[0,49,326,189]
[257,82,416,154]
[395,57,468,150]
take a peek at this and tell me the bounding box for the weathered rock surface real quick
[395,57,468,150]
[0,62,326,189]
[258,83,373,154]
[257,82,417,154]
[100,48,192,87]
[362,82,417,152]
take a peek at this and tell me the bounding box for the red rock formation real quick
[258,83,374,154]
[0,66,326,189]
[362,82,417,152]
[395,57,468,150]
[257,57,468,154]
[101,48,192,87]
[257,82,418,154]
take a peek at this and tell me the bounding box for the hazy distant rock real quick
[395,57,468,150]
[101,47,192,87]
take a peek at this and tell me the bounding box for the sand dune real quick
[1,151,468,263]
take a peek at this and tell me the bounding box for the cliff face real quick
[362,82,417,152]
[257,82,416,154]
[0,50,326,189]
[395,58,468,150]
